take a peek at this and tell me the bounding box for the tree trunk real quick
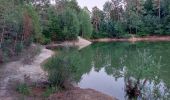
[13,34,18,53]
[0,20,5,47]
[157,0,161,19]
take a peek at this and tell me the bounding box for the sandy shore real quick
[46,36,92,50]
[91,36,170,42]
[50,87,117,100]
[62,36,92,49]
[1,36,169,99]
[0,46,54,99]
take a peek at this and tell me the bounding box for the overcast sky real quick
[77,0,110,11]
[50,0,110,11]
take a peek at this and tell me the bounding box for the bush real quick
[16,83,31,95]
[39,35,51,45]
[44,53,73,86]
[44,49,81,88]
[15,42,24,55]
[91,31,110,39]
[117,33,132,38]
[43,86,58,97]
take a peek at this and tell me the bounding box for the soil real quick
[49,87,117,100]
[0,46,54,99]
[91,36,170,42]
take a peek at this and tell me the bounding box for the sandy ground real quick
[91,36,170,42]
[49,87,117,100]
[0,47,54,99]
[64,36,92,49]
[46,36,92,50]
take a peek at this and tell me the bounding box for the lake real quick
[56,42,170,100]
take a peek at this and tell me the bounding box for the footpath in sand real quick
[0,47,54,99]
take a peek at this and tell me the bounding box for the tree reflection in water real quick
[89,42,170,99]
[56,42,170,100]
[120,49,169,100]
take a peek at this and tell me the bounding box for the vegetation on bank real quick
[43,49,79,87]
[1,0,170,63]
[0,0,41,63]
[16,83,31,96]
[0,0,169,98]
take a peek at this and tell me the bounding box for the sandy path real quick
[46,36,92,50]
[0,47,54,99]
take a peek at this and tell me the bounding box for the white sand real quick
[0,47,54,98]
[63,36,92,49]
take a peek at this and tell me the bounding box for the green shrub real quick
[43,86,58,97]
[1,50,9,62]
[15,42,24,55]
[117,34,132,39]
[39,35,51,45]
[44,49,80,87]
[91,31,110,39]
[44,54,72,86]
[16,83,31,95]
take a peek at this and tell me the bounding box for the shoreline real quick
[0,38,117,99]
[0,46,54,99]
[2,35,169,99]
[91,36,170,42]
[46,36,92,50]
[2,35,170,99]
[50,87,117,100]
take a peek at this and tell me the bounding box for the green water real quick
[56,42,170,100]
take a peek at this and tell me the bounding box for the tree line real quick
[42,0,170,40]
[0,0,170,62]
[92,0,170,38]
[0,0,41,62]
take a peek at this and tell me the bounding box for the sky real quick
[77,0,110,11]
[50,0,110,11]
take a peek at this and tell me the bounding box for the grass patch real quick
[16,83,31,95]
[43,86,58,97]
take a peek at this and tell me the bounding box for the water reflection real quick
[57,42,170,100]
[121,49,163,99]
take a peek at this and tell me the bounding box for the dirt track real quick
[0,46,54,99]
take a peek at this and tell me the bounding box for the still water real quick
[59,42,170,100]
